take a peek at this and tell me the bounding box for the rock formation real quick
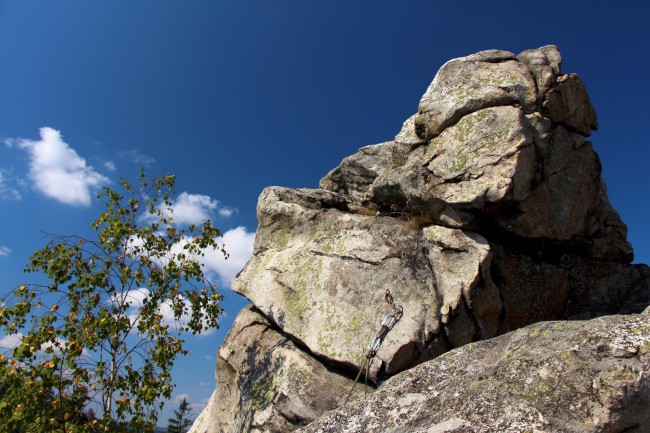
[299,309,650,433]
[189,46,650,433]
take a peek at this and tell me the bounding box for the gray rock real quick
[372,107,631,261]
[462,49,516,63]
[490,245,646,332]
[298,314,650,433]
[234,187,502,377]
[620,265,650,314]
[374,105,537,228]
[517,45,562,100]
[394,114,426,147]
[319,141,409,213]
[542,73,598,136]
[414,51,537,141]
[187,306,364,433]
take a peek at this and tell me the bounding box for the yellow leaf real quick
[8,368,15,375]
[0,354,4,361]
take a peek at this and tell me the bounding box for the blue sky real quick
[1,0,648,423]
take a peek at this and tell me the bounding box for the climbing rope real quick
[344,289,403,405]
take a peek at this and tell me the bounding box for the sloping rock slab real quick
[188,306,364,433]
[299,313,650,433]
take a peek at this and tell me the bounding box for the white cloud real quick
[170,192,219,225]
[0,333,86,357]
[117,287,217,336]
[118,287,150,308]
[218,207,236,218]
[0,246,12,256]
[0,333,23,348]
[143,192,238,226]
[0,328,88,356]
[13,127,109,206]
[201,226,255,286]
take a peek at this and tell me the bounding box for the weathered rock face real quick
[374,46,629,261]
[187,306,364,433]
[190,46,649,433]
[298,312,650,433]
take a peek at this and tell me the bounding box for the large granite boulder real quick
[233,191,503,376]
[298,312,650,433]
[190,46,649,433]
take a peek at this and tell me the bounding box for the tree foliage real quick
[166,397,193,433]
[0,171,226,432]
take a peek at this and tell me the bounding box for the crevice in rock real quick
[619,424,642,433]
[459,291,483,343]
[247,305,379,387]
[491,260,509,335]
[310,250,385,266]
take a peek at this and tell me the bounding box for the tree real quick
[0,171,226,432]
[166,397,193,433]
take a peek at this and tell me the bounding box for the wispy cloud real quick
[0,168,24,201]
[173,393,191,403]
[103,160,117,171]
[0,246,12,257]
[120,149,156,167]
[171,392,209,413]
[10,127,109,206]
[190,395,211,413]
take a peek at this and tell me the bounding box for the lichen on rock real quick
[298,313,650,433]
